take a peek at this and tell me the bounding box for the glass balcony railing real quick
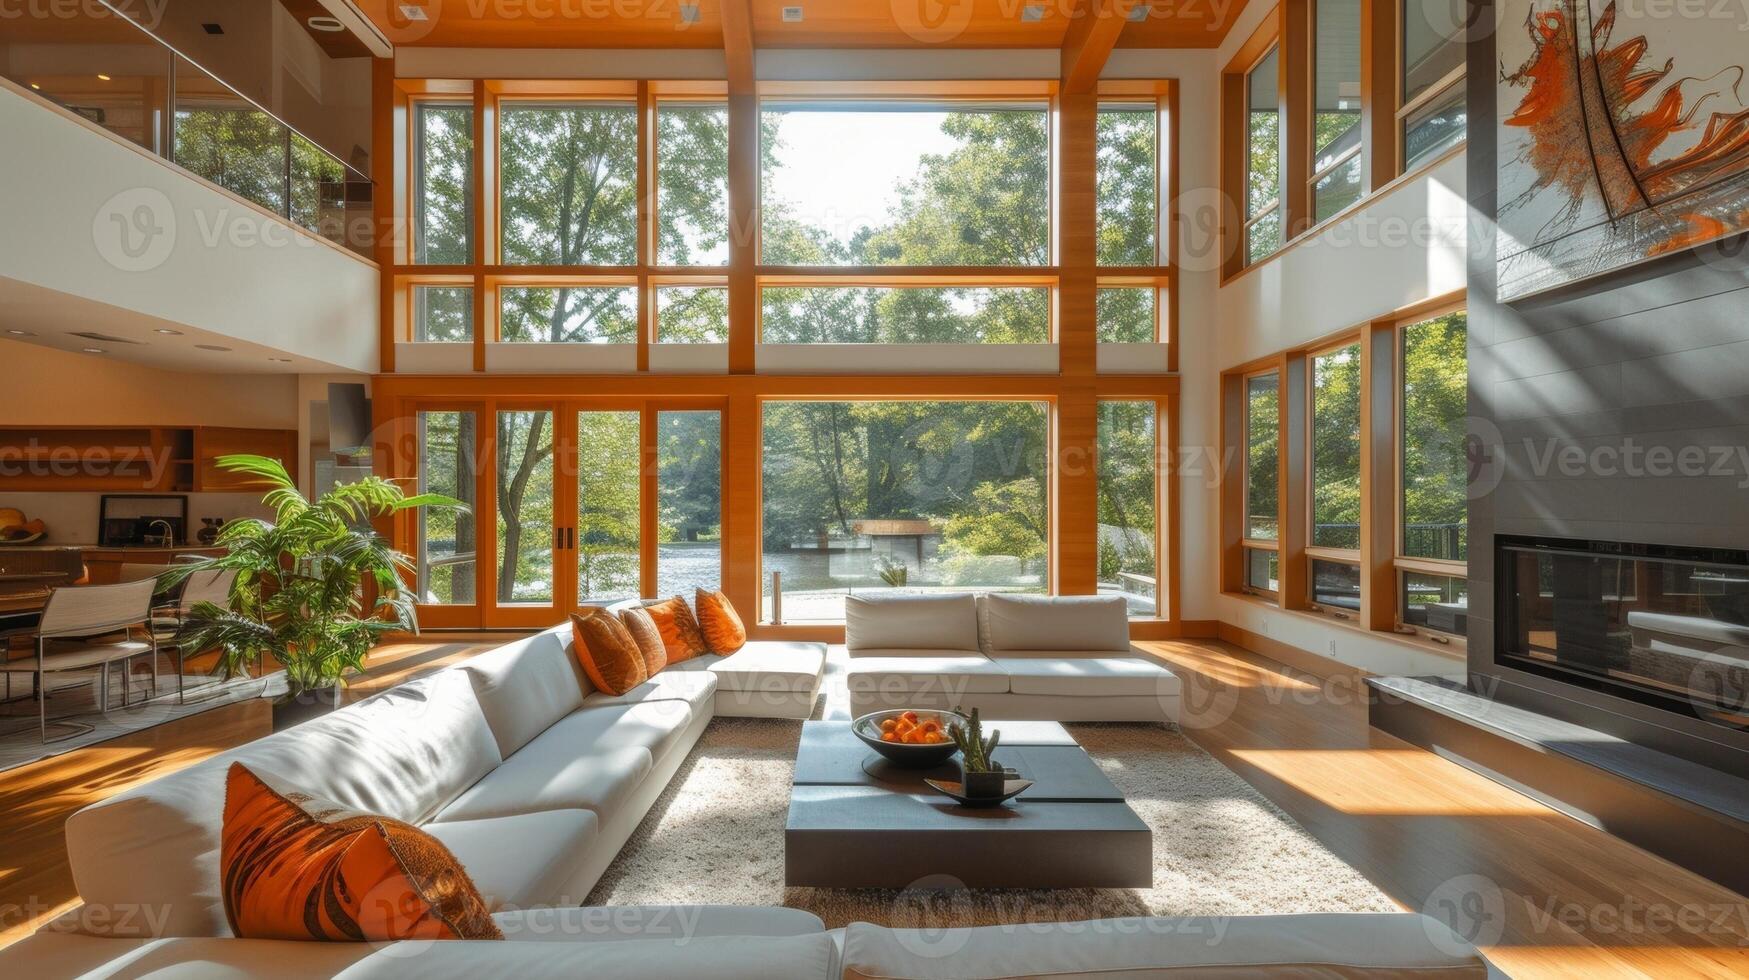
[3,5,372,258]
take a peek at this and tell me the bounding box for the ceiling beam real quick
[721,0,755,95]
[1060,0,1137,93]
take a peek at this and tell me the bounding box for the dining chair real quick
[0,579,159,742]
[150,567,239,704]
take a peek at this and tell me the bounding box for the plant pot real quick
[960,766,1010,799]
[271,684,342,732]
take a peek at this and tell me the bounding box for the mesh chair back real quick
[40,579,157,638]
[177,568,238,615]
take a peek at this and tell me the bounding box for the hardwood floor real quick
[0,636,1744,977]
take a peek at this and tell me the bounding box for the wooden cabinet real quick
[0,425,296,492]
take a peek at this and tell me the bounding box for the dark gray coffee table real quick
[784,720,1152,889]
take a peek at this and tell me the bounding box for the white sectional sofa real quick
[0,617,1499,977]
[845,593,1183,722]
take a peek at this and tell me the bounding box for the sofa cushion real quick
[993,656,1183,698]
[845,593,979,653]
[220,763,501,942]
[570,609,649,696]
[646,596,710,663]
[978,593,1131,654]
[436,701,696,823]
[63,668,502,938]
[459,626,587,757]
[846,655,1011,699]
[423,810,601,910]
[493,905,825,942]
[584,663,719,714]
[838,914,1489,979]
[618,604,669,676]
[709,641,826,693]
[696,588,748,654]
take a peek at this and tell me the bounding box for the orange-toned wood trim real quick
[1163,80,1179,364]
[1055,89,1097,595]
[1227,7,1283,71]
[721,0,754,96]
[651,80,729,97]
[1162,390,1181,623]
[553,406,580,612]
[1282,0,1312,242]
[1061,0,1136,95]
[727,89,758,373]
[486,79,639,97]
[638,408,659,598]
[395,79,472,96]
[375,373,1179,400]
[472,81,490,372]
[636,80,654,374]
[1277,352,1308,609]
[724,392,759,619]
[1220,10,1283,280]
[1096,79,1173,97]
[757,80,1059,98]
[374,57,397,373]
[757,269,1059,285]
[1360,0,1398,190]
[1219,372,1245,595]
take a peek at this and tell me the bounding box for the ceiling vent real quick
[67,331,142,345]
[397,4,429,21]
[781,6,803,22]
[201,22,224,35]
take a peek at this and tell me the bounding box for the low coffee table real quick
[785,720,1152,889]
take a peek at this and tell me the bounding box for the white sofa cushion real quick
[845,593,979,653]
[459,624,588,756]
[584,661,720,714]
[709,641,826,692]
[62,668,501,938]
[846,655,1012,698]
[423,809,601,910]
[839,914,1490,979]
[992,656,1183,698]
[437,700,696,823]
[494,905,825,942]
[978,593,1131,654]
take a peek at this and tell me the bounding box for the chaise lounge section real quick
[845,593,1182,722]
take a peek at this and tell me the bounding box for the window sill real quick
[1220,590,1467,662]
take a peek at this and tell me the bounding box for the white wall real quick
[0,80,379,374]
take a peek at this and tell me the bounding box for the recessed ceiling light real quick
[781,5,803,22]
[96,74,111,81]
[307,15,345,31]
[1126,4,1148,20]
[195,344,232,352]
[154,328,183,335]
[678,2,699,23]
[29,83,40,90]
[1021,4,1046,21]
[81,347,106,354]
[6,329,35,336]
[397,3,428,21]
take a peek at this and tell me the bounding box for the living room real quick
[0,0,1746,976]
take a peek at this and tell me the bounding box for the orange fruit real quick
[901,711,919,724]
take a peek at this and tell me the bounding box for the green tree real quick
[1402,312,1468,560]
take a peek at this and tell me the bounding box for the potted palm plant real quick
[167,454,465,731]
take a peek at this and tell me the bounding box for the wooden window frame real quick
[1095,396,1171,621]
[1305,334,1363,572]
[1093,82,1177,359]
[1391,298,1468,643]
[1221,20,1285,280]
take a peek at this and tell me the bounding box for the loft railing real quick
[2,4,372,258]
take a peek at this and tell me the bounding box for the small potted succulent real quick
[947,708,1009,798]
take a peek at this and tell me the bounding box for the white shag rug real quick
[586,717,1399,928]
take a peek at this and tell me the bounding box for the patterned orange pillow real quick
[644,595,709,663]
[570,609,649,696]
[220,763,501,942]
[695,588,747,654]
[618,605,668,676]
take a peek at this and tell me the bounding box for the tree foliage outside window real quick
[1097,401,1159,616]
[1402,311,1468,561]
[658,411,723,596]
[499,286,637,343]
[578,411,640,601]
[414,286,473,342]
[1245,374,1280,540]
[500,103,637,265]
[175,107,287,216]
[417,411,477,605]
[1311,343,1362,549]
[761,287,1048,344]
[496,410,554,603]
[657,104,730,266]
[1096,105,1157,267]
[415,102,472,265]
[1096,287,1156,344]
[1246,48,1283,262]
[657,286,729,343]
[761,401,1049,621]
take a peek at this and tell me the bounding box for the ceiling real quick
[353,0,1245,50]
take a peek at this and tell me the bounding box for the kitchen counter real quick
[0,545,224,584]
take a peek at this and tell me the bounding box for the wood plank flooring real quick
[0,636,1744,977]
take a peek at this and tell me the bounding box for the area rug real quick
[586,717,1399,927]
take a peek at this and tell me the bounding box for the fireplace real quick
[1498,536,1749,731]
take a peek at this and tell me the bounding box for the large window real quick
[1310,342,1361,550]
[656,286,729,344]
[760,286,1049,344]
[413,285,473,342]
[414,102,472,265]
[658,410,723,596]
[577,411,641,602]
[1311,0,1363,222]
[1243,372,1280,594]
[499,102,637,266]
[1096,287,1157,344]
[1401,0,1468,172]
[1244,48,1283,265]
[760,102,1049,267]
[416,411,477,604]
[495,410,555,604]
[761,400,1049,622]
[1096,104,1157,266]
[1400,310,1468,633]
[656,103,730,266]
[499,285,638,344]
[1097,401,1160,617]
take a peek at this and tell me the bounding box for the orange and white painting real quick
[1496,0,1749,300]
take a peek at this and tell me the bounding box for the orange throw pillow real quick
[695,588,747,654]
[644,595,709,663]
[570,609,650,696]
[618,605,668,676]
[220,763,501,942]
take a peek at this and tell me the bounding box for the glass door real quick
[576,408,643,605]
[412,406,484,629]
[485,405,562,627]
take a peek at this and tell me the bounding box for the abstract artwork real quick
[1496,0,1749,301]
